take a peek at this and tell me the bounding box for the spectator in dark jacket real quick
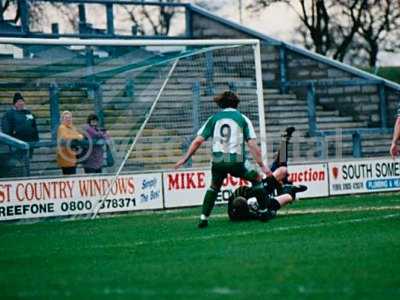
[1,92,39,157]
[82,114,109,174]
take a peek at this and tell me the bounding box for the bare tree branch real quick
[247,0,400,66]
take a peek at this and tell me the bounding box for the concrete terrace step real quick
[267,116,355,125]
[125,155,211,166]
[317,111,340,117]
[266,105,308,113]
[0,103,94,112]
[319,122,368,130]
[272,99,309,106]
[267,118,308,125]
[265,110,340,119]
[0,94,87,100]
[318,116,355,123]
[101,90,194,97]
[0,90,50,97]
[264,94,298,100]
[0,58,86,66]
[31,154,57,163]
[362,145,391,153]
[362,139,391,147]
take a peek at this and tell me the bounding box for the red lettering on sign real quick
[186,173,196,189]
[59,182,66,199]
[168,174,180,190]
[239,178,249,186]
[197,172,206,188]
[79,180,91,197]
[0,184,12,203]
[222,175,249,187]
[16,184,24,201]
[127,178,135,194]
[168,172,208,190]
[288,168,325,183]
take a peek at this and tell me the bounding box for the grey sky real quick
[210,0,297,40]
[194,0,398,66]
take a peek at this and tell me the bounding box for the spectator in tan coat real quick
[57,111,83,175]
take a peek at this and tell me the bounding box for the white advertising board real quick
[329,158,400,195]
[163,169,250,208]
[0,173,163,221]
[163,163,329,208]
[288,163,329,198]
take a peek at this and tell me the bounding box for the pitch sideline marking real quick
[91,212,400,249]
[172,205,400,220]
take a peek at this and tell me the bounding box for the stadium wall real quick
[1,158,399,221]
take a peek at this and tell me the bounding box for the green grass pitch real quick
[1,193,399,299]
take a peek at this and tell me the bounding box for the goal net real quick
[0,38,266,218]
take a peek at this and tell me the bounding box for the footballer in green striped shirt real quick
[175,91,273,228]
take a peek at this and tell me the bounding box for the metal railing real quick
[0,0,191,39]
[284,80,393,158]
[0,132,30,177]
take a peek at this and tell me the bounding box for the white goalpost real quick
[90,58,180,218]
[0,37,268,219]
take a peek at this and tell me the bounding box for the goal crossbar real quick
[0,37,261,47]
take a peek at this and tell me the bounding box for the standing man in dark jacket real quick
[1,92,39,157]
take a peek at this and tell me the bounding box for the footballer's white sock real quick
[200,214,208,221]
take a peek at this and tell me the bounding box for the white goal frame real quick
[0,37,268,164]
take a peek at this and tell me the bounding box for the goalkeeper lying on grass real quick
[227,174,307,221]
[228,126,306,221]
[175,91,272,228]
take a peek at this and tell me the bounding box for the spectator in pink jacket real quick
[82,114,109,174]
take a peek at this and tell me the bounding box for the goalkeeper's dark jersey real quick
[227,176,280,221]
[227,186,257,220]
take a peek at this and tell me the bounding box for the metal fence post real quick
[181,139,192,168]
[192,81,200,135]
[23,148,30,177]
[106,2,114,36]
[126,79,135,98]
[0,0,3,22]
[307,83,317,135]
[86,47,96,101]
[19,0,29,34]
[78,3,87,34]
[279,45,287,94]
[352,131,362,158]
[228,82,237,93]
[185,6,193,38]
[180,81,202,168]
[51,23,59,35]
[49,84,60,142]
[378,83,387,129]
[205,51,214,96]
[86,47,95,76]
[131,25,139,36]
[317,134,327,160]
[94,84,104,128]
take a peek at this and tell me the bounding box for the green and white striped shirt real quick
[197,108,256,162]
